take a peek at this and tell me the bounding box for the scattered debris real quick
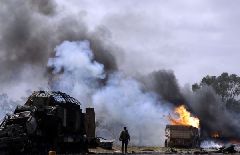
[164,147,178,154]
[216,144,237,153]
[96,137,114,150]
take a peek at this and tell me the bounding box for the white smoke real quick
[49,40,171,146]
[48,40,105,105]
[93,73,170,146]
[0,94,22,119]
[200,140,223,149]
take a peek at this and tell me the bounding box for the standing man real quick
[119,127,130,154]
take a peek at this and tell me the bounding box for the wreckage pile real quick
[0,91,96,154]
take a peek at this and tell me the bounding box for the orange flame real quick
[211,131,220,138]
[169,105,200,128]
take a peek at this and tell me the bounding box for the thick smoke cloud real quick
[139,70,185,105]
[184,86,240,139]
[0,0,118,99]
[48,40,105,105]
[49,40,171,146]
[29,0,56,15]
[93,73,170,145]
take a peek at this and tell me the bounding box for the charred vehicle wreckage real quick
[165,125,200,148]
[0,91,96,154]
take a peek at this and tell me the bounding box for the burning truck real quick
[165,105,200,148]
[0,91,96,154]
[165,125,200,148]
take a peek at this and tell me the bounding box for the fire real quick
[211,131,220,138]
[169,105,200,128]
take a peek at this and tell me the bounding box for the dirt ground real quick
[87,146,238,154]
[89,146,166,154]
[89,146,202,154]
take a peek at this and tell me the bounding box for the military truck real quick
[0,91,95,154]
[165,125,200,148]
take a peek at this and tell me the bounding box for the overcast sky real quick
[57,0,240,86]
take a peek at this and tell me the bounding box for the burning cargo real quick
[0,91,95,154]
[165,125,200,148]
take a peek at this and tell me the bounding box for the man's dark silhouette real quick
[119,127,130,154]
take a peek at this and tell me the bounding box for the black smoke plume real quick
[183,86,240,139]
[0,0,118,86]
[139,70,185,105]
